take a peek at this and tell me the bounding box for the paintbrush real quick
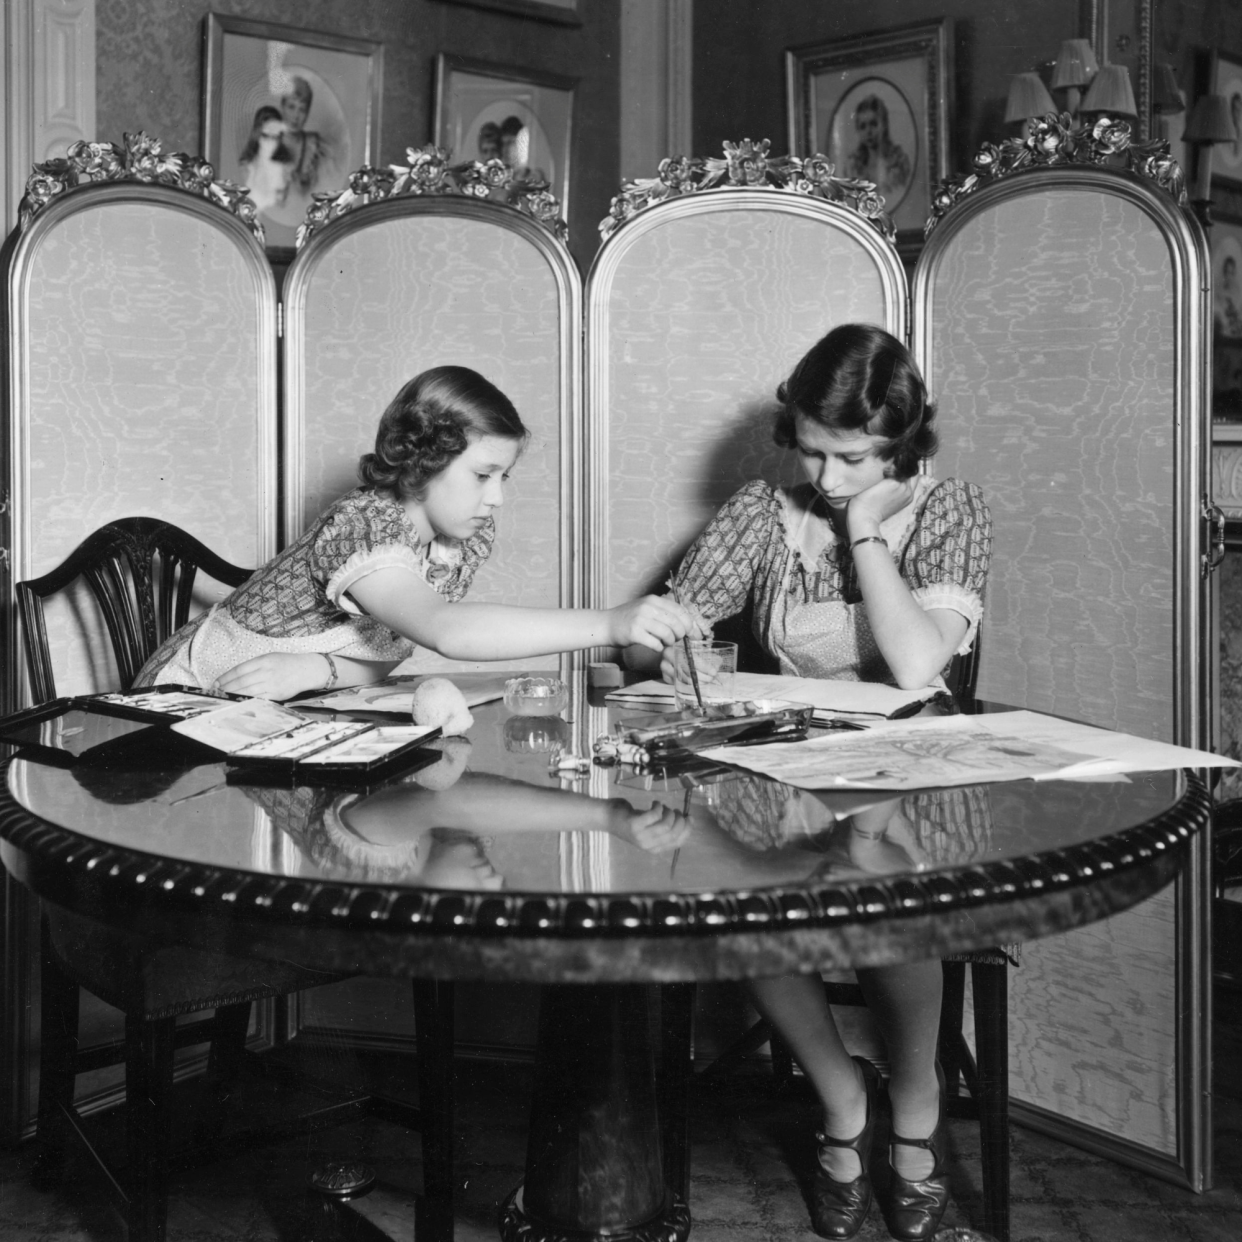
[665,579,705,712]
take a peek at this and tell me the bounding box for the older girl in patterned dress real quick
[653,324,992,1241]
[137,367,690,698]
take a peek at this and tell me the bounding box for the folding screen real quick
[283,190,581,677]
[1,140,278,712]
[912,138,1211,1187]
[584,177,905,614]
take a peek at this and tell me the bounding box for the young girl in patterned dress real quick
[652,323,992,1241]
[136,366,690,698]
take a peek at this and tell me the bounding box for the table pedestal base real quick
[500,984,690,1242]
[499,1186,690,1242]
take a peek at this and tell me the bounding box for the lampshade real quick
[1050,38,1099,90]
[1005,72,1057,123]
[1153,63,1185,115]
[1081,64,1138,116]
[1184,93,1238,143]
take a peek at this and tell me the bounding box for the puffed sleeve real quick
[902,479,992,654]
[310,493,496,613]
[671,482,782,627]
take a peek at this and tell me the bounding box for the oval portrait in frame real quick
[826,76,919,215]
[463,99,557,191]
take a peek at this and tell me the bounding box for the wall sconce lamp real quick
[1006,36,1139,136]
[1184,93,1238,215]
[1152,63,1186,116]
[1080,64,1138,118]
[1005,72,1057,128]
[1050,38,1099,116]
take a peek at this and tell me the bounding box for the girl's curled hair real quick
[772,323,937,479]
[359,366,527,500]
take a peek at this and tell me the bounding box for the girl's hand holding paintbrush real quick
[658,579,710,685]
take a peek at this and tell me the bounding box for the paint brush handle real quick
[667,579,705,711]
[681,635,705,711]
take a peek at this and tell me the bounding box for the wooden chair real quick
[16,517,451,1242]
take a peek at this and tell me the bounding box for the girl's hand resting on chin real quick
[212,652,330,701]
[609,595,693,652]
[846,476,916,534]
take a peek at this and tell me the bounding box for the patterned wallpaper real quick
[94,0,620,272]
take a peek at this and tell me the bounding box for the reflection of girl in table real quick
[135,367,690,700]
[243,739,690,887]
[639,324,992,1241]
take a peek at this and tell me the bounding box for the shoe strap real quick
[815,1126,868,1153]
[889,1129,946,1179]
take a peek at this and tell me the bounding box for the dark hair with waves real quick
[772,324,937,480]
[358,367,528,501]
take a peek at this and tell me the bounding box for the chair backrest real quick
[16,517,252,704]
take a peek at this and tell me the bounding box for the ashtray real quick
[504,676,568,716]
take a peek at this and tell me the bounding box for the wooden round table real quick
[0,686,1209,1241]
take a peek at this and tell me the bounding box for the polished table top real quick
[0,680,1208,982]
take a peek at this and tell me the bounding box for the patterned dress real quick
[677,475,1010,963]
[135,488,494,690]
[672,475,992,685]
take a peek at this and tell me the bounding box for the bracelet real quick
[321,653,340,690]
[849,535,888,553]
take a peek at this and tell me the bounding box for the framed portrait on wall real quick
[434,54,576,213]
[1212,213,1242,424]
[203,14,383,254]
[1210,51,1242,190]
[785,20,952,244]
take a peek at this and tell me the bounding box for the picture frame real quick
[1212,211,1242,424]
[434,0,581,26]
[785,20,952,244]
[434,54,576,213]
[203,14,383,255]
[1211,50,1242,192]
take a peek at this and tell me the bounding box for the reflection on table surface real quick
[5,697,1186,897]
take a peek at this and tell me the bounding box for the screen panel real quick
[5,187,278,705]
[914,171,1209,1184]
[284,200,578,674]
[924,190,1177,738]
[585,192,906,612]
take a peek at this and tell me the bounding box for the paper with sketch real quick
[297,672,512,714]
[697,709,1241,790]
[607,673,933,720]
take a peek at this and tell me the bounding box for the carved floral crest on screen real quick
[294,144,569,247]
[598,138,895,241]
[19,132,264,242]
[926,115,1187,234]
